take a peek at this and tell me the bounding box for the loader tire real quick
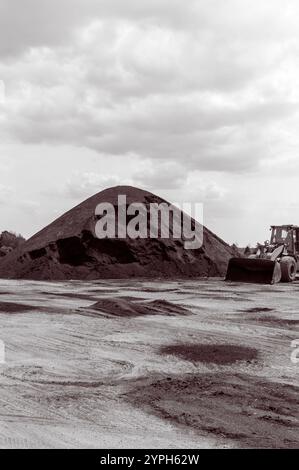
[280,257,297,282]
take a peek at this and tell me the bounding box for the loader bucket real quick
[225,258,281,284]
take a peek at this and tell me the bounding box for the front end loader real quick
[226,225,299,284]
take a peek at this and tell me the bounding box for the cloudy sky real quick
[0,0,299,246]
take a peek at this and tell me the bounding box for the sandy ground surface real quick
[0,278,298,449]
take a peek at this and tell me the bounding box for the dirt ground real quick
[0,278,298,448]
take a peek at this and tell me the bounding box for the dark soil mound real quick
[87,297,191,317]
[0,301,39,313]
[0,186,234,280]
[126,373,299,448]
[161,343,258,365]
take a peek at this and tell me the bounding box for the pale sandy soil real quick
[0,278,298,449]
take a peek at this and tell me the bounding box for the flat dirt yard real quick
[0,278,298,448]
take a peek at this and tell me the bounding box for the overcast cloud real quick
[1,0,299,245]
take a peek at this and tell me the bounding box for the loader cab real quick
[294,228,299,254]
[270,225,299,254]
